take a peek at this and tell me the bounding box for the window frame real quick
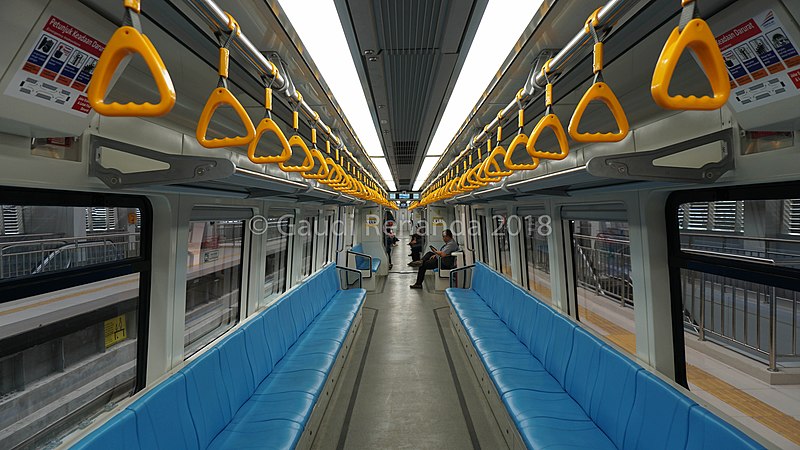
[184,214,247,358]
[0,187,152,392]
[666,181,800,388]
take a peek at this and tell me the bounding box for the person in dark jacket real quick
[408,233,424,262]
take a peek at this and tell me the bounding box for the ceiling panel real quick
[336,0,488,190]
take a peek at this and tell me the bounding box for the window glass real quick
[680,199,800,268]
[264,213,292,299]
[1,206,140,280]
[299,215,316,278]
[523,214,551,301]
[478,215,488,263]
[672,193,800,443]
[185,220,243,357]
[0,198,147,449]
[323,213,334,263]
[571,220,636,355]
[493,212,511,277]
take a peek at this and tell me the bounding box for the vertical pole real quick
[699,272,706,341]
[769,285,778,372]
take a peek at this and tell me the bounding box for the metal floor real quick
[313,237,505,449]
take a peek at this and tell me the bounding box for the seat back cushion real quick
[216,330,255,413]
[183,348,233,448]
[506,286,528,338]
[73,409,140,450]
[290,285,311,334]
[471,263,486,295]
[263,305,289,366]
[242,315,274,384]
[623,370,694,450]
[686,406,763,450]
[564,327,604,412]
[128,374,199,450]
[277,296,299,348]
[320,265,338,303]
[518,295,541,352]
[493,278,514,325]
[530,303,555,363]
[591,346,641,448]
[543,314,576,386]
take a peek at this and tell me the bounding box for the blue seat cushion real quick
[490,367,564,395]
[127,374,199,450]
[232,391,316,426]
[686,406,764,450]
[209,419,303,450]
[72,409,140,450]
[504,389,592,423]
[518,417,616,450]
[623,370,695,450]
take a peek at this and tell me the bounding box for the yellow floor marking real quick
[578,305,800,446]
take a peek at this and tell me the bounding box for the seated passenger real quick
[409,229,458,289]
[408,233,424,262]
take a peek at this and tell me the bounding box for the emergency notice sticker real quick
[3,16,105,116]
[717,10,800,112]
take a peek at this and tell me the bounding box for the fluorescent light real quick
[424,0,543,159]
[371,157,396,191]
[412,157,439,191]
[278,2,388,161]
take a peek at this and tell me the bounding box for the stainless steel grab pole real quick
[182,0,384,191]
[425,0,640,190]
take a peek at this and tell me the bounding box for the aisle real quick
[313,238,505,449]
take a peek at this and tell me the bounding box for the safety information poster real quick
[716,10,800,112]
[3,16,105,116]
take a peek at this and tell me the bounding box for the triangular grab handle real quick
[278,135,315,172]
[568,82,629,143]
[504,133,540,170]
[526,114,570,160]
[651,18,730,110]
[248,118,292,163]
[88,26,176,117]
[196,87,256,148]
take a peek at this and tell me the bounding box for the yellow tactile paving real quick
[578,306,800,446]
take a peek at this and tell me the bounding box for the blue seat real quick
[74,264,366,450]
[351,243,381,272]
[445,262,765,450]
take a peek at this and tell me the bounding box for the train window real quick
[264,212,293,300]
[184,219,244,357]
[492,211,512,277]
[0,190,150,449]
[299,214,317,278]
[571,220,636,355]
[668,185,800,433]
[322,212,334,263]
[522,213,551,301]
[477,213,489,263]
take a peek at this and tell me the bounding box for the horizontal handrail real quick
[181,0,386,193]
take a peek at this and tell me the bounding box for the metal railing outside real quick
[0,233,140,280]
[681,263,799,371]
[573,234,633,307]
[573,231,800,370]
